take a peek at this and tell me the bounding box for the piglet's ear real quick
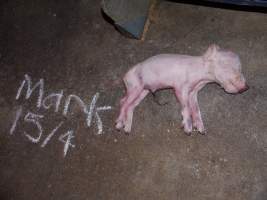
[204,44,220,61]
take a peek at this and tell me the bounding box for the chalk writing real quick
[42,90,64,112]
[16,74,112,134]
[62,93,112,134]
[10,106,23,135]
[41,121,64,148]
[58,130,75,157]
[16,74,44,108]
[24,111,44,143]
[10,74,112,157]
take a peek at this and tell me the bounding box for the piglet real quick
[115,44,248,135]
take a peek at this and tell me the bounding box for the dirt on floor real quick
[0,0,266,200]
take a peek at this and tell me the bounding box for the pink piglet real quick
[116,44,249,135]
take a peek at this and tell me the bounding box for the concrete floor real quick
[0,0,266,199]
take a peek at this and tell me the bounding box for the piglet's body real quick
[116,45,248,134]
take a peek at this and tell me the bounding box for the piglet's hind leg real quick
[116,87,143,131]
[123,89,149,132]
[115,96,128,129]
[116,71,141,129]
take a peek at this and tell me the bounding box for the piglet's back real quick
[134,54,193,89]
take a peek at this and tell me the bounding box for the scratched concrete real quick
[0,0,266,200]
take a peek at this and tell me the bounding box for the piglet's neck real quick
[190,57,216,83]
[201,57,217,82]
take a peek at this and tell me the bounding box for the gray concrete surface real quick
[0,0,266,200]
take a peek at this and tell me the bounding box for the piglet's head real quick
[204,44,249,94]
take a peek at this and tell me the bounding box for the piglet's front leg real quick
[189,91,205,134]
[174,89,193,135]
[188,82,208,134]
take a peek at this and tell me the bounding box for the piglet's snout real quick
[238,84,249,93]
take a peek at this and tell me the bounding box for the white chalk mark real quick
[16,74,44,108]
[62,92,112,135]
[58,130,75,157]
[63,94,87,116]
[15,74,113,139]
[96,106,112,111]
[95,112,103,134]
[10,106,23,135]
[86,92,99,127]
[16,79,26,99]
[86,93,112,134]
[42,90,64,112]
[41,121,64,148]
[95,106,112,135]
[24,112,44,143]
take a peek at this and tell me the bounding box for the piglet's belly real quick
[143,82,173,92]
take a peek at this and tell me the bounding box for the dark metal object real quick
[101,0,152,39]
[204,0,267,7]
[101,0,267,40]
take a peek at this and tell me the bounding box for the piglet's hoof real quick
[123,125,131,134]
[115,121,124,130]
[198,130,206,135]
[124,131,130,136]
[181,125,192,136]
[192,127,206,135]
[181,122,193,136]
[184,131,192,136]
[194,127,206,135]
